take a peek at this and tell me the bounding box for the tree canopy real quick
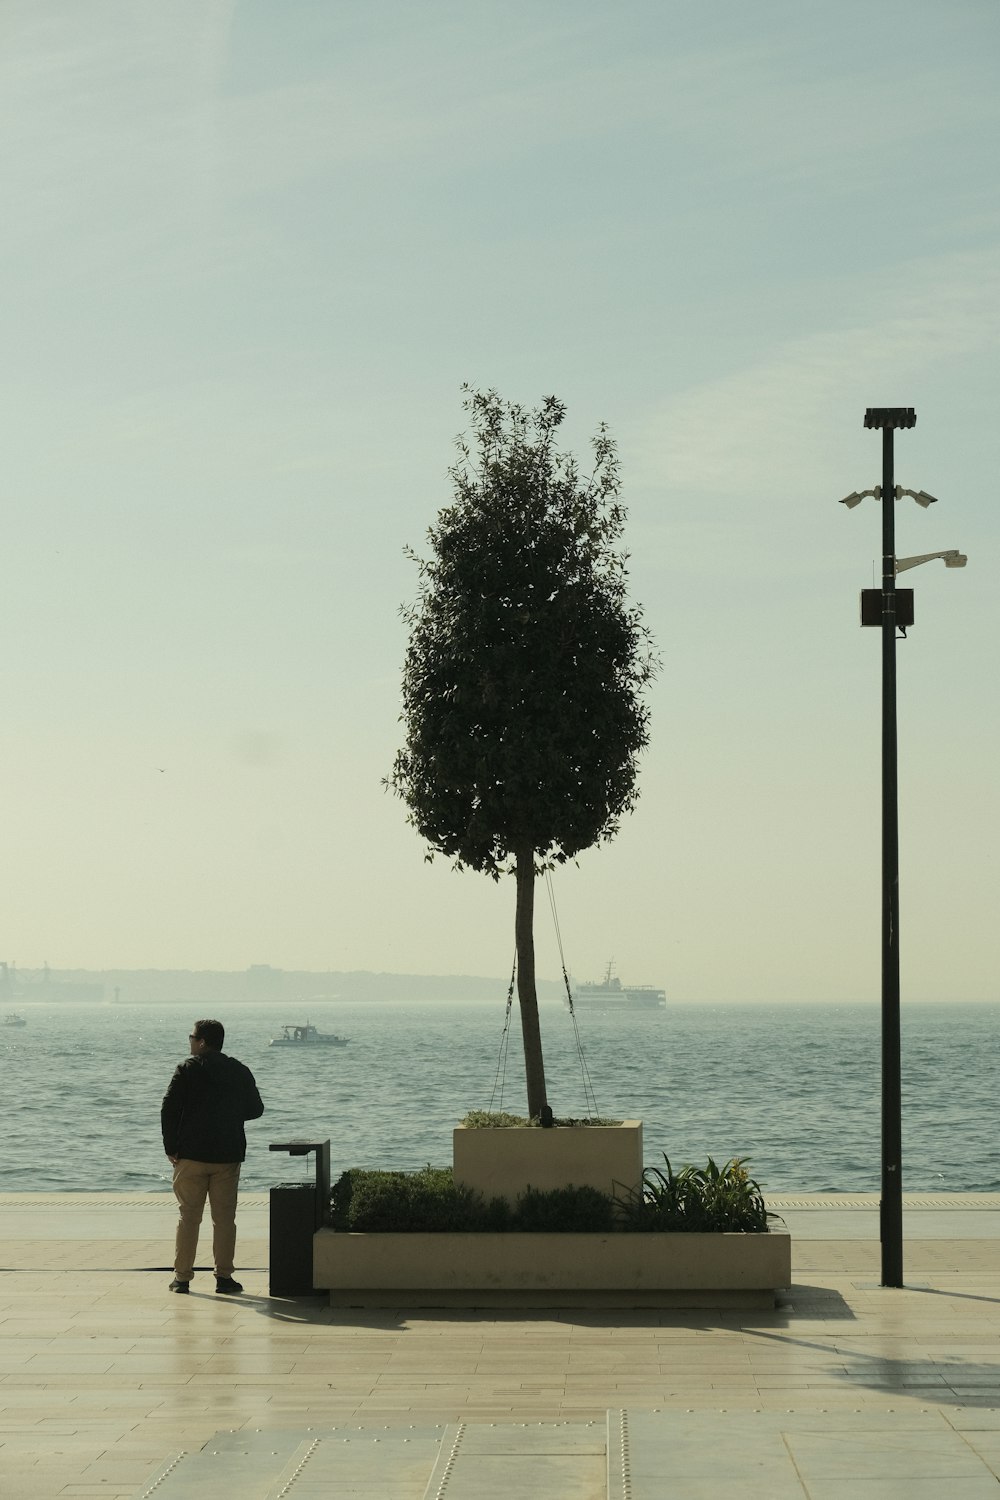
[390,387,657,877]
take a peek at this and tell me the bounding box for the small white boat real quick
[3,1012,27,1027]
[269,1023,348,1047]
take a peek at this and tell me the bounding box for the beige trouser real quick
[172,1158,242,1282]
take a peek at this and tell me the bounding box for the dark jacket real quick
[161,1050,264,1163]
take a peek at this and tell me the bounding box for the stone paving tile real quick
[4,1475,125,1500]
[806,1482,1000,1498]
[432,1451,607,1499]
[788,1428,992,1477]
[46,1488,139,1497]
[949,1411,1000,1429]
[3,1208,1000,1495]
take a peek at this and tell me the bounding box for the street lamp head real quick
[864,407,917,430]
[894,549,968,574]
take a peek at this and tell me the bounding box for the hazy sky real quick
[3,1,997,1001]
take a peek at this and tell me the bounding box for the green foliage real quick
[512,1184,617,1233]
[618,1155,773,1234]
[460,1111,624,1129]
[329,1159,774,1234]
[329,1168,615,1234]
[461,1110,533,1129]
[329,1166,488,1233]
[388,386,658,878]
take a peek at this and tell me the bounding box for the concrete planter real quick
[313,1226,790,1309]
[453,1120,644,1205]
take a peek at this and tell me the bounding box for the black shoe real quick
[215,1276,243,1295]
[169,1278,189,1294]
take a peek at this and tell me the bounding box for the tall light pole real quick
[870,406,908,1289]
[840,407,966,1289]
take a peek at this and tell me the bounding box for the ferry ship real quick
[569,962,665,1011]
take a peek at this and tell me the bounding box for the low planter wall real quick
[453,1120,643,1204]
[313,1226,791,1309]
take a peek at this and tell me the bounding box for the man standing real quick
[161,1018,264,1294]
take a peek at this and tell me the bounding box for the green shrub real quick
[512,1184,617,1232]
[329,1155,773,1234]
[461,1110,533,1129]
[460,1110,624,1128]
[329,1168,614,1233]
[618,1155,772,1234]
[329,1166,487,1232]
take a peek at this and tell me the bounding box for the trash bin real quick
[268,1140,331,1296]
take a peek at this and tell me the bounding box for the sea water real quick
[2,1000,997,1195]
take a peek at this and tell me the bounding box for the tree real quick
[388,387,658,1117]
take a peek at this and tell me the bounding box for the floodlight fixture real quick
[864,407,917,430]
[896,487,938,508]
[894,549,968,574]
[841,485,940,510]
[840,488,877,507]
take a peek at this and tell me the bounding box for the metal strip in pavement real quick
[768,1194,1000,1209]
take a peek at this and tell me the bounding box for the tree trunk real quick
[514,843,548,1118]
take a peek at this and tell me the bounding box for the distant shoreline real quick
[4,980,996,1007]
[1,966,562,1006]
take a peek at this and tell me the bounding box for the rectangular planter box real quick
[453,1120,643,1204]
[313,1226,791,1309]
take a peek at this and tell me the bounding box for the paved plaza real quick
[1,1193,999,1496]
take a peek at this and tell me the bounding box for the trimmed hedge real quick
[329,1167,616,1233]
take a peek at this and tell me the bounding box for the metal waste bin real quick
[268,1140,331,1296]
